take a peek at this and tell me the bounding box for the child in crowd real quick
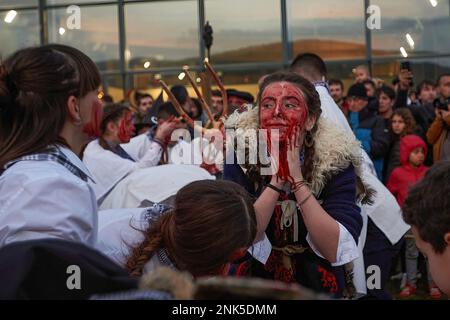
[387,135,441,299]
[384,108,417,183]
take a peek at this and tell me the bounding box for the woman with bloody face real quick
[0,45,102,248]
[82,103,177,201]
[224,72,367,297]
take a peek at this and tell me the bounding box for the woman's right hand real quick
[154,117,177,142]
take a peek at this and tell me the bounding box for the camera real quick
[433,97,450,111]
[400,61,414,87]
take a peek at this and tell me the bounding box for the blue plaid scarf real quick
[4,146,89,182]
[105,140,135,162]
[143,203,176,269]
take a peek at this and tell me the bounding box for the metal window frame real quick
[2,0,450,96]
[364,0,373,75]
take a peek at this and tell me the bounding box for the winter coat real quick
[348,107,391,179]
[386,135,429,208]
[426,114,450,163]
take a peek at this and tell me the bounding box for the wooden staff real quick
[182,66,215,124]
[204,58,228,118]
[159,80,205,134]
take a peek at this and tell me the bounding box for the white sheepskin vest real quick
[224,106,365,197]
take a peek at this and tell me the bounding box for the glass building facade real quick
[1,0,450,101]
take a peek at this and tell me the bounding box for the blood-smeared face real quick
[259,82,310,183]
[117,111,135,143]
[260,82,308,142]
[81,91,103,139]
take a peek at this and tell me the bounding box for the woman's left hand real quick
[286,130,303,181]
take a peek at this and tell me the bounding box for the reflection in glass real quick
[372,57,450,85]
[326,59,367,88]
[205,0,282,64]
[125,1,199,70]
[371,0,450,57]
[102,74,124,102]
[0,9,40,58]
[46,0,113,5]
[47,5,120,71]
[0,1,37,9]
[287,0,365,60]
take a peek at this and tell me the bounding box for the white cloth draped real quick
[99,164,215,210]
[83,134,163,201]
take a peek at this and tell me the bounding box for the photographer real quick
[426,74,450,162]
[426,100,450,162]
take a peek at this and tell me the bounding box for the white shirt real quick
[316,85,409,296]
[96,208,146,266]
[0,147,98,248]
[83,134,162,200]
[316,85,408,243]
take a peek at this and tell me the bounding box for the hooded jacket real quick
[386,135,429,207]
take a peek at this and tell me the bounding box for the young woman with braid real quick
[223,71,367,298]
[97,180,258,278]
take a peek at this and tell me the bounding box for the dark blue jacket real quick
[223,163,362,245]
[348,107,390,179]
[224,161,362,297]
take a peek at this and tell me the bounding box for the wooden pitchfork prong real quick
[159,80,205,134]
[182,65,215,124]
[204,58,228,118]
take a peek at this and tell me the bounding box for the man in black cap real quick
[226,89,254,114]
[347,82,390,180]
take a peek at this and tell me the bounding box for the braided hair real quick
[126,180,257,278]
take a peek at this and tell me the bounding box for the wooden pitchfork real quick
[159,60,228,174]
[159,59,228,134]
